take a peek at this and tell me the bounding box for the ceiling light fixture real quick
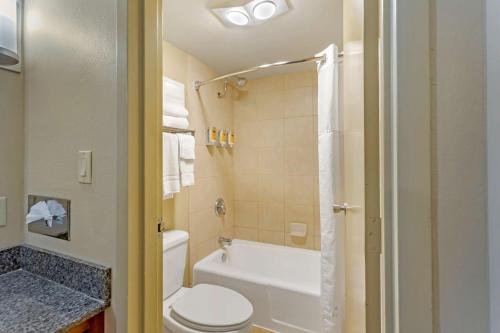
[253,1,277,20]
[225,10,250,26]
[0,0,19,66]
[212,0,289,28]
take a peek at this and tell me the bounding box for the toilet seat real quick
[164,284,253,333]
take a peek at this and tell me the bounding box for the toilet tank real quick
[163,230,189,300]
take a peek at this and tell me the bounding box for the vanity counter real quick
[0,245,111,333]
[0,270,106,333]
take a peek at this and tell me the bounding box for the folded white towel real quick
[163,115,189,129]
[163,133,180,199]
[177,133,196,160]
[176,133,195,187]
[164,103,189,118]
[180,159,195,187]
[163,77,185,104]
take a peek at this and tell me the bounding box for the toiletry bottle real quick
[207,127,217,145]
[227,129,235,147]
[218,129,228,147]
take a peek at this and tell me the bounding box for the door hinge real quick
[157,218,166,233]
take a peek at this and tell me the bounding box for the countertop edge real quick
[56,304,108,333]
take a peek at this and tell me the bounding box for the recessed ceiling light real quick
[225,10,250,26]
[253,1,277,20]
[212,0,289,28]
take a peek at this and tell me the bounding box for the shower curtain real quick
[317,44,345,333]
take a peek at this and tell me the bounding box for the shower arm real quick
[193,53,342,91]
[217,80,231,98]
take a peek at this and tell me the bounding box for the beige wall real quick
[343,42,366,333]
[0,69,24,248]
[233,64,366,333]
[163,43,366,332]
[232,71,321,250]
[431,0,489,331]
[391,0,433,331]
[387,0,490,331]
[162,42,234,283]
[487,0,500,331]
[163,41,372,333]
[23,1,127,332]
[343,1,366,331]
[344,0,363,43]
[162,46,336,255]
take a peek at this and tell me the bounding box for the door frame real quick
[382,0,434,332]
[128,0,164,331]
[128,0,391,332]
[364,0,382,332]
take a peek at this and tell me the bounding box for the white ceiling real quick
[163,0,341,77]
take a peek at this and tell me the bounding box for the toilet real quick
[163,230,253,333]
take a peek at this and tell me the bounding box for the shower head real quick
[217,77,248,98]
[235,77,247,87]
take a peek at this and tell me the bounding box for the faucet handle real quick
[215,198,227,217]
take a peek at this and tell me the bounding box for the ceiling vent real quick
[212,0,289,27]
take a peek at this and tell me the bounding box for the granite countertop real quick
[0,245,111,333]
[0,270,106,333]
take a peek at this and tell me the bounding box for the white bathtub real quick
[193,240,321,333]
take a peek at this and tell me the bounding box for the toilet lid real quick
[170,284,253,331]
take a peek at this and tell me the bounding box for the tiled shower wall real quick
[163,42,367,332]
[164,41,322,278]
[232,72,321,250]
[163,42,234,284]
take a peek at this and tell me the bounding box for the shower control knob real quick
[215,198,227,217]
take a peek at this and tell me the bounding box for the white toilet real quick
[163,230,253,333]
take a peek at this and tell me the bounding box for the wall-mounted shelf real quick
[162,126,195,136]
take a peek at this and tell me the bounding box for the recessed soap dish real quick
[290,223,307,238]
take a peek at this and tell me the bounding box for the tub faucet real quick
[218,236,232,248]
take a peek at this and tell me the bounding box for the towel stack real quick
[163,133,196,199]
[163,77,189,129]
[163,77,196,199]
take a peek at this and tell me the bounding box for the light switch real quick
[0,197,6,227]
[78,151,92,184]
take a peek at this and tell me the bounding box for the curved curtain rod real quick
[193,52,343,91]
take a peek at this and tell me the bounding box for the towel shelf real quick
[163,127,195,136]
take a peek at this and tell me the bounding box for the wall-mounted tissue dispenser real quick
[27,195,71,241]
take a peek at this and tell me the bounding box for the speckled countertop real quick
[0,270,106,333]
[0,245,111,333]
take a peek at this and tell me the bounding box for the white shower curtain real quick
[317,44,345,333]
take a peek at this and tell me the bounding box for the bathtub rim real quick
[193,239,321,297]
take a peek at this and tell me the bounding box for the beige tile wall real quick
[163,42,369,333]
[163,42,234,283]
[164,44,322,276]
[232,71,321,250]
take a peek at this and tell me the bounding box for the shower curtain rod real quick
[193,52,343,91]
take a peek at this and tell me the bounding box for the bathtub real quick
[193,240,321,333]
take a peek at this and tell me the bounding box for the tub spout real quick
[218,236,232,248]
